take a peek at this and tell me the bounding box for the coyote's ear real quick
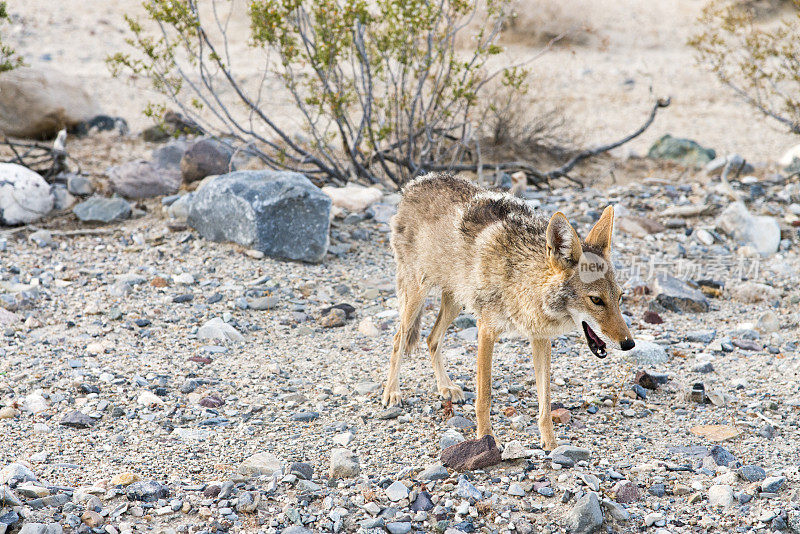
[546,212,582,269]
[585,205,614,254]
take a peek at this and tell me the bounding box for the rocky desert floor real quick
[2,1,800,534]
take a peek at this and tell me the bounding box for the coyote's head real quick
[545,206,634,358]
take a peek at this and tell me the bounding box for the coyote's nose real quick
[620,338,635,351]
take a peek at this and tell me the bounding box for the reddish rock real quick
[180,138,234,183]
[613,480,641,503]
[643,311,663,324]
[188,355,212,364]
[635,370,658,390]
[551,407,571,425]
[198,395,225,408]
[441,435,502,471]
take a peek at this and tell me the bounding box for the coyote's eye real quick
[589,296,605,306]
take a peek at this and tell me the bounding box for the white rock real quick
[197,317,244,342]
[239,452,283,477]
[501,440,533,460]
[385,480,409,501]
[329,448,360,478]
[322,184,382,212]
[755,310,780,333]
[333,432,355,446]
[779,143,800,167]
[174,272,195,285]
[22,393,48,414]
[0,163,54,225]
[357,317,380,337]
[708,484,734,507]
[729,282,780,304]
[137,391,164,407]
[716,201,780,256]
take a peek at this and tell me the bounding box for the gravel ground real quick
[1,160,800,534]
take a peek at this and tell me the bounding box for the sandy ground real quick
[6,0,798,166]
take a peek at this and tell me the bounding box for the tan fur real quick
[382,172,634,450]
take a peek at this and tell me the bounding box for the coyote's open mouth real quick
[582,321,607,358]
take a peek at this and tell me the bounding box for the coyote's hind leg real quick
[382,275,427,406]
[426,291,464,402]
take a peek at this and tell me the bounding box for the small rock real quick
[738,465,766,482]
[329,448,360,479]
[73,196,131,223]
[626,339,669,365]
[446,415,476,430]
[441,435,502,471]
[126,480,169,502]
[455,476,482,500]
[197,317,243,342]
[761,476,786,493]
[385,480,409,501]
[652,273,709,313]
[180,138,234,183]
[319,308,347,328]
[419,463,449,481]
[377,406,403,420]
[708,445,736,467]
[501,440,533,460]
[322,184,382,212]
[236,490,259,513]
[716,201,780,256]
[238,452,283,477]
[613,481,640,504]
[107,160,181,199]
[647,134,716,167]
[60,410,95,429]
[708,484,734,507]
[550,445,591,463]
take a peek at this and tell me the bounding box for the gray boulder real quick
[107,160,181,199]
[0,163,54,225]
[565,491,603,533]
[73,196,132,223]
[153,139,191,171]
[188,170,331,263]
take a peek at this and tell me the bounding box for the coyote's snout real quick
[382,173,635,450]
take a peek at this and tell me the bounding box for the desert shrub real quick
[0,1,23,72]
[108,0,542,187]
[690,0,800,134]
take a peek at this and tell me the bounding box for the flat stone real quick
[107,159,181,199]
[73,196,131,223]
[385,480,409,501]
[126,480,169,503]
[377,406,403,420]
[455,476,482,500]
[652,273,709,313]
[550,445,591,462]
[446,415,476,430]
[59,410,95,428]
[626,339,669,366]
[419,463,449,481]
[239,452,283,477]
[761,476,785,493]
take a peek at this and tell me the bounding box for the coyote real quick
[382,173,635,450]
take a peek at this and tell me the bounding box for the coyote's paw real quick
[381,386,402,407]
[438,384,465,403]
[540,435,557,452]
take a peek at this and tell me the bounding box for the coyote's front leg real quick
[531,338,557,450]
[475,320,499,439]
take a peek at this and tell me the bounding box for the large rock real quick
[188,171,331,263]
[716,201,780,256]
[0,67,102,139]
[153,139,191,171]
[0,163,54,225]
[107,160,181,199]
[73,197,131,223]
[180,138,234,183]
[652,273,709,313]
[647,134,716,168]
[565,492,603,534]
